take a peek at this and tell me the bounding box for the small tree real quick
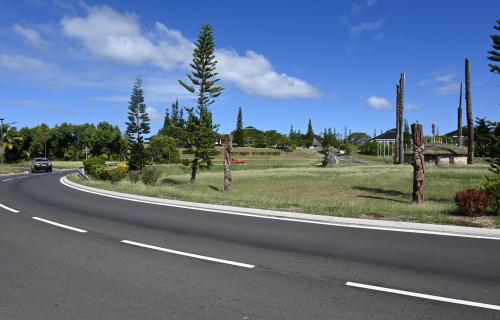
[487,19,500,74]
[178,24,223,182]
[125,78,150,170]
[305,119,314,147]
[233,107,244,146]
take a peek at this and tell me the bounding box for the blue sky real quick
[0,0,498,136]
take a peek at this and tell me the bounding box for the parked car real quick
[31,157,53,173]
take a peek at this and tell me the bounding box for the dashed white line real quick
[32,217,87,233]
[2,178,14,181]
[121,240,255,269]
[0,203,20,213]
[346,282,500,311]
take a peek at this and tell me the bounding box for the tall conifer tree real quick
[487,19,500,74]
[125,78,150,170]
[179,24,223,182]
[233,107,244,146]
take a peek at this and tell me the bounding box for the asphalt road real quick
[1,171,499,319]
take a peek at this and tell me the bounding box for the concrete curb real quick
[61,175,500,240]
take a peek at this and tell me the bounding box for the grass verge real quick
[68,162,498,228]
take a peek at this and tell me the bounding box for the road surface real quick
[1,171,499,319]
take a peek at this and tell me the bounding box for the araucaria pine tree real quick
[179,24,223,182]
[233,107,244,146]
[487,19,500,74]
[305,119,314,146]
[125,78,150,170]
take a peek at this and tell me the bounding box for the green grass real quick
[0,164,27,175]
[69,160,498,228]
[0,160,83,174]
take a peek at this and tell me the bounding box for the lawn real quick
[0,160,83,175]
[69,154,497,228]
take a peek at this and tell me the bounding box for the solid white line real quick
[2,178,14,181]
[121,240,255,269]
[346,282,500,311]
[60,176,500,241]
[32,217,87,233]
[0,203,20,213]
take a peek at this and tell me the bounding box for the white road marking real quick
[16,176,28,179]
[60,176,500,241]
[32,217,87,233]
[2,178,14,181]
[0,203,20,213]
[121,240,255,269]
[346,282,500,311]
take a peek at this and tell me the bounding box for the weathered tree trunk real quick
[223,134,232,192]
[465,58,474,164]
[458,82,463,147]
[411,123,424,203]
[394,84,400,164]
[398,73,405,164]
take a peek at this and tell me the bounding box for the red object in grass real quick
[230,159,245,164]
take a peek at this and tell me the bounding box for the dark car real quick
[31,157,53,173]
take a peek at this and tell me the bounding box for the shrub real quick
[141,166,161,186]
[129,170,140,184]
[455,189,492,217]
[83,158,105,176]
[478,158,500,214]
[360,141,378,155]
[92,166,126,183]
[146,136,180,163]
[181,158,191,166]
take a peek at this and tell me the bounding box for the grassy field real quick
[69,151,498,228]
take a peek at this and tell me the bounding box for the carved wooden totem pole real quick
[223,134,232,192]
[411,123,424,203]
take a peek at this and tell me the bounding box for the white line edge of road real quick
[32,217,87,233]
[0,203,20,213]
[121,240,255,269]
[60,176,500,241]
[346,282,500,311]
[2,178,14,181]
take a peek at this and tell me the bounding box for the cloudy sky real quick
[1,0,498,135]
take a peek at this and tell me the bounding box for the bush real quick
[141,166,161,186]
[455,189,492,217]
[360,141,378,155]
[129,170,140,184]
[146,136,180,163]
[93,166,127,183]
[478,158,500,214]
[83,158,106,176]
[181,158,191,166]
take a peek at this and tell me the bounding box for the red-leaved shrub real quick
[455,189,492,217]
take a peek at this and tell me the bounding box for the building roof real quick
[372,128,397,141]
[404,143,467,155]
[444,126,469,137]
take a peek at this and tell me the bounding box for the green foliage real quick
[83,158,106,176]
[339,142,355,155]
[305,119,314,147]
[159,99,187,144]
[360,141,379,155]
[347,132,370,146]
[478,158,500,214]
[126,78,150,170]
[146,135,180,164]
[233,107,244,146]
[178,24,223,182]
[129,170,140,184]
[474,118,499,158]
[487,19,500,74]
[93,166,127,183]
[141,166,161,186]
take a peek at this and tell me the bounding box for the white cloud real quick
[61,6,192,69]
[216,49,321,99]
[146,106,163,121]
[61,5,320,99]
[366,95,392,110]
[350,19,384,37]
[0,54,47,71]
[434,82,460,95]
[13,24,48,50]
[417,72,457,86]
[351,0,378,14]
[407,103,420,110]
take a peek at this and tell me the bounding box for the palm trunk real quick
[465,59,474,164]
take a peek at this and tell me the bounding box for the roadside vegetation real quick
[69,151,499,228]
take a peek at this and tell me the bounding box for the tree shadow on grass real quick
[209,185,221,191]
[357,195,409,204]
[352,186,410,197]
[160,178,185,185]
